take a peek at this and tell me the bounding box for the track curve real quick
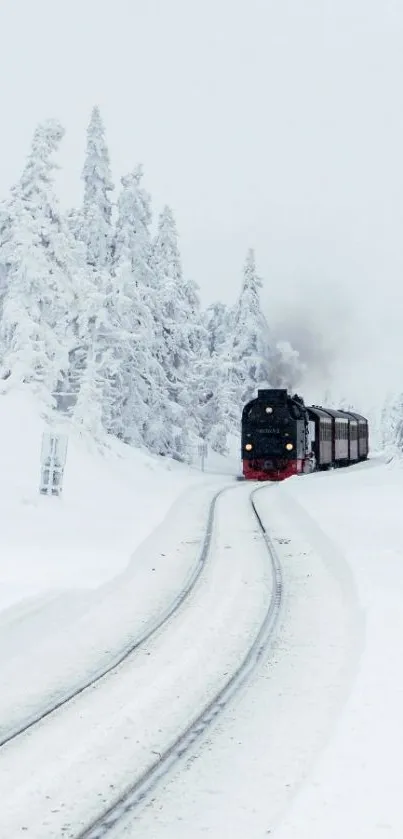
[0,486,227,749]
[75,483,283,839]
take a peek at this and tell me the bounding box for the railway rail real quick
[75,484,283,839]
[0,487,224,749]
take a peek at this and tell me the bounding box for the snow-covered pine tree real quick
[380,391,393,449]
[70,106,115,438]
[0,119,77,411]
[381,391,403,456]
[81,105,114,270]
[196,303,235,454]
[196,349,231,454]
[150,205,206,460]
[106,166,163,446]
[202,301,233,356]
[0,202,11,326]
[222,248,271,430]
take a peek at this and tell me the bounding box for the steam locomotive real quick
[241,388,369,481]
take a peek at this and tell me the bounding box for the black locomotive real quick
[241,388,369,481]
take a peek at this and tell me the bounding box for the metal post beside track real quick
[39,432,68,497]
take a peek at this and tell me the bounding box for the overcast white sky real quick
[0,0,402,407]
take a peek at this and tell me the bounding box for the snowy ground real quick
[2,392,403,839]
[122,456,403,839]
[0,483,274,837]
[0,390,237,738]
[0,389,201,612]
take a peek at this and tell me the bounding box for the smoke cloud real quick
[266,280,354,403]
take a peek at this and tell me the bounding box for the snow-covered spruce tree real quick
[0,202,12,327]
[0,119,77,410]
[222,248,271,430]
[198,301,244,453]
[80,105,114,269]
[150,205,206,461]
[194,304,233,453]
[70,106,115,438]
[195,348,231,454]
[203,301,233,356]
[381,391,403,457]
[380,391,394,449]
[106,166,167,447]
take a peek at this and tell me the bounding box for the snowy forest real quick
[0,106,306,461]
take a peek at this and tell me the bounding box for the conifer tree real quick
[203,301,233,356]
[70,106,115,436]
[150,205,206,459]
[105,167,160,444]
[0,119,77,408]
[223,249,271,428]
[81,106,114,269]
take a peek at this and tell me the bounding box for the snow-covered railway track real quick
[0,483,282,838]
[0,487,225,750]
[75,485,283,839]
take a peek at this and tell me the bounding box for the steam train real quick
[241,388,369,481]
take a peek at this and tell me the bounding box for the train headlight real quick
[245,443,253,451]
[265,406,273,414]
[285,442,294,451]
